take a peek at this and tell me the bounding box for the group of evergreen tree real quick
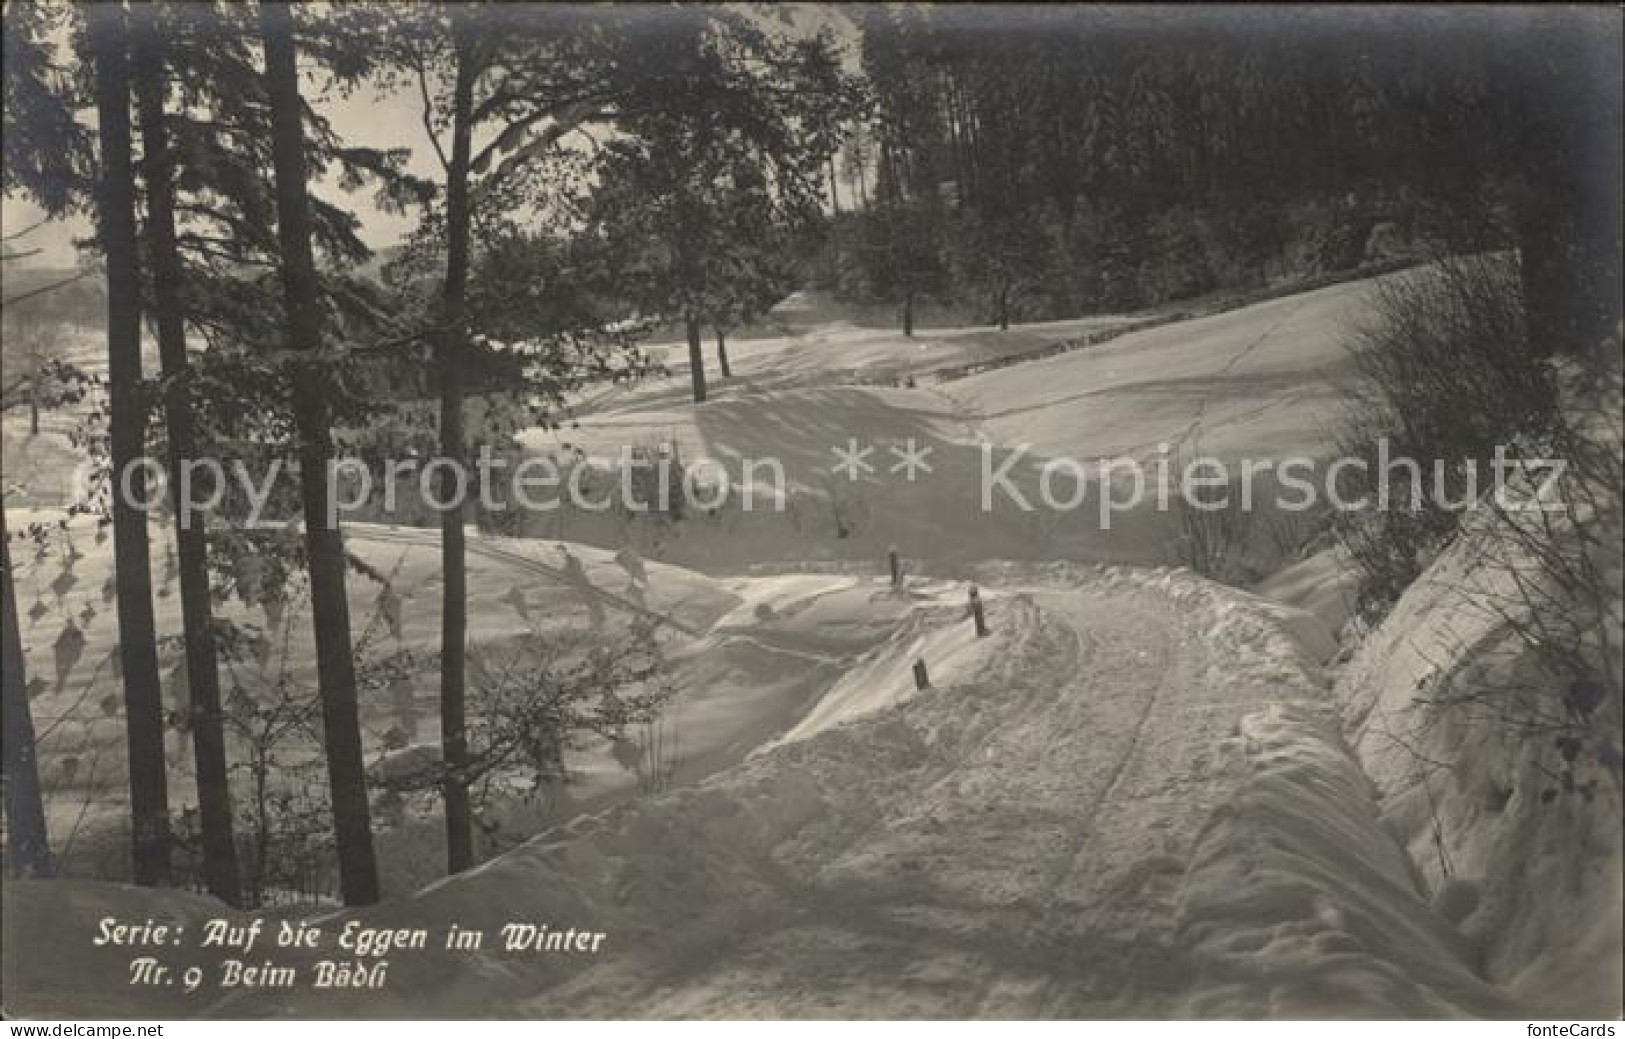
[1,0,859,904]
[831,5,1620,350]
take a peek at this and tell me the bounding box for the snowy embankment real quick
[1336,547,1622,1018]
[1254,547,1360,638]
[5,564,1513,1018]
[1332,375,1624,1018]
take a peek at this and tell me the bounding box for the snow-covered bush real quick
[1333,242,1621,777]
[1454,366,1624,797]
[1167,471,1255,584]
[366,617,677,869]
[1331,253,1557,621]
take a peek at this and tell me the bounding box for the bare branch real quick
[1,269,94,310]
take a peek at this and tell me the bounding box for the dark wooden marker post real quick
[888,546,902,589]
[969,585,989,637]
[913,658,931,690]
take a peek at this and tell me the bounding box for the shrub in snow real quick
[1330,252,1559,621]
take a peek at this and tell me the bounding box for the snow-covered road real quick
[525,580,1243,1016]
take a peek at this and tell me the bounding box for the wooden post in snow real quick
[969,585,989,637]
[888,546,902,589]
[912,658,930,690]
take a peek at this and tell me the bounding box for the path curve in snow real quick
[160,565,1510,1019]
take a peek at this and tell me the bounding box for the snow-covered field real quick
[517,276,1386,576]
[4,272,1618,1018]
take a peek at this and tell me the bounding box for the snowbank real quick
[1336,531,1623,1016]
[1178,704,1512,1018]
[1254,547,1359,638]
[766,591,999,748]
[1334,373,1624,1017]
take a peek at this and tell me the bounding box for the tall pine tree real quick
[84,0,172,887]
[258,0,378,906]
[130,2,240,906]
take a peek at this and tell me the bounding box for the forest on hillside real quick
[820,6,1620,331]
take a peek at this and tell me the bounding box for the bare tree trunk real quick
[2,509,51,877]
[437,18,477,877]
[828,155,841,216]
[715,327,731,379]
[902,289,914,338]
[132,10,240,907]
[260,0,378,906]
[686,314,707,403]
[28,380,38,435]
[87,1,171,888]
